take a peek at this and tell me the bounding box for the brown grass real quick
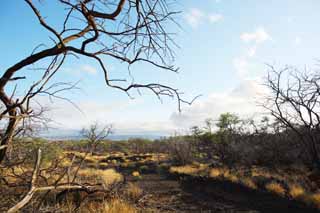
[132,171,140,177]
[80,199,137,213]
[223,172,239,183]
[125,183,143,201]
[288,184,305,199]
[209,168,223,178]
[102,199,137,213]
[78,168,123,187]
[241,178,257,189]
[170,164,208,175]
[265,182,286,196]
[301,193,320,209]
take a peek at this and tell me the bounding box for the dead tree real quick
[0,0,192,163]
[4,124,115,212]
[263,65,320,169]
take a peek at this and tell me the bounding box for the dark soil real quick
[119,164,320,213]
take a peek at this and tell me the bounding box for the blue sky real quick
[1,0,320,135]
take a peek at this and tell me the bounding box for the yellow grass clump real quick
[288,184,305,199]
[132,171,140,177]
[102,199,137,213]
[99,162,109,167]
[209,168,224,178]
[241,178,257,189]
[83,199,137,213]
[299,192,320,209]
[125,183,143,201]
[251,168,272,178]
[169,164,208,175]
[78,168,123,187]
[265,182,286,196]
[224,174,239,183]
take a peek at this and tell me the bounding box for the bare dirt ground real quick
[119,163,319,213]
[132,173,259,213]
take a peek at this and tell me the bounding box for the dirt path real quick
[127,173,260,213]
[118,164,319,213]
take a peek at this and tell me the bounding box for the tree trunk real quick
[0,114,18,163]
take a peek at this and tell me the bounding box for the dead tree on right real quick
[263,65,320,170]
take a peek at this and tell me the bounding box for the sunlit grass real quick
[303,193,320,209]
[241,178,257,189]
[80,199,137,213]
[125,183,143,201]
[288,184,305,199]
[102,199,137,213]
[209,168,222,178]
[225,174,239,183]
[170,164,208,175]
[132,171,140,177]
[265,182,286,196]
[78,168,123,187]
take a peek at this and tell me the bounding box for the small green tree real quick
[214,113,241,164]
[216,112,240,133]
[190,126,203,137]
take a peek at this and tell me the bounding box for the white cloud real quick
[287,17,294,23]
[294,37,302,45]
[34,96,177,135]
[63,64,98,75]
[33,79,268,136]
[247,46,257,57]
[185,9,223,28]
[208,14,224,23]
[233,27,271,78]
[241,27,271,44]
[233,57,249,77]
[81,65,97,74]
[170,80,267,129]
[185,8,205,28]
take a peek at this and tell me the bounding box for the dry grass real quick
[288,184,305,199]
[125,183,143,201]
[99,162,109,167]
[78,168,123,187]
[251,167,272,178]
[209,167,242,184]
[102,199,137,213]
[64,151,107,164]
[265,182,286,196]
[170,164,208,175]
[209,168,223,178]
[241,178,257,189]
[132,171,140,177]
[222,170,239,183]
[303,193,320,209]
[80,199,137,213]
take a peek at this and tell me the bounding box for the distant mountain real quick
[38,128,166,141]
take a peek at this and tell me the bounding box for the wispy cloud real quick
[185,8,205,28]
[185,8,223,28]
[294,37,302,45]
[233,27,271,78]
[80,65,97,74]
[241,27,271,44]
[247,46,257,57]
[233,57,250,77]
[170,80,267,130]
[208,13,224,23]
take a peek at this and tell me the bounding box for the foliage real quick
[10,138,62,164]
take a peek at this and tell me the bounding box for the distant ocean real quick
[43,134,165,141]
[38,129,167,141]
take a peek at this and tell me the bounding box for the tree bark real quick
[0,113,18,163]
